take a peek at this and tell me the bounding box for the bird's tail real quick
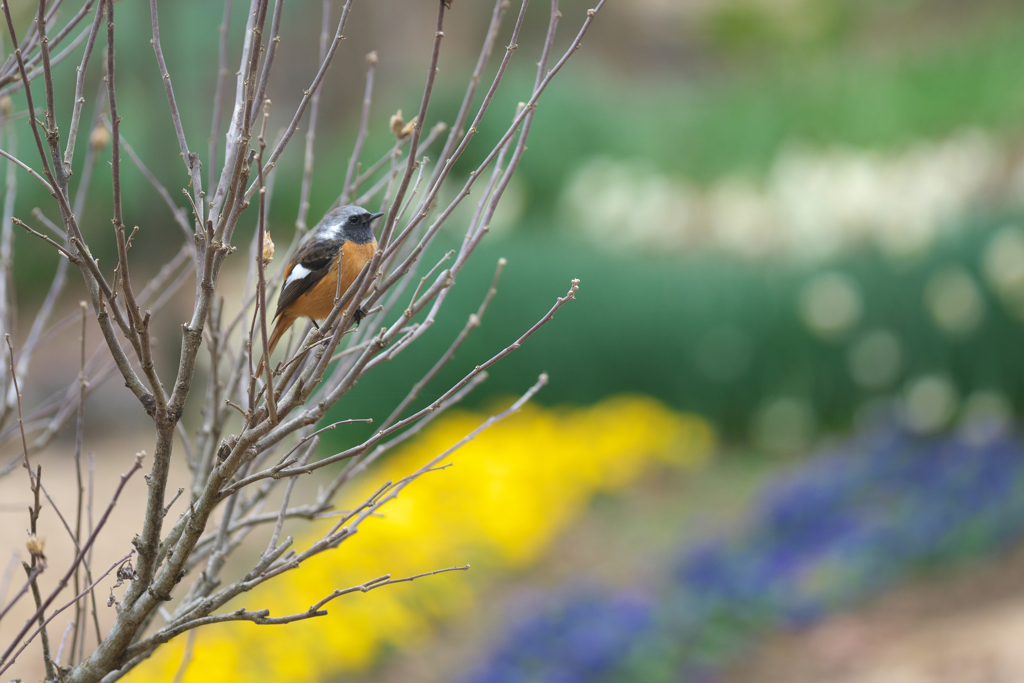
[256,313,296,377]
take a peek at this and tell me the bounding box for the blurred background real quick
[5,0,1024,681]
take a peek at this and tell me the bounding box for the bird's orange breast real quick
[287,240,377,320]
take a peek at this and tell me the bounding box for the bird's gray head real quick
[316,205,383,244]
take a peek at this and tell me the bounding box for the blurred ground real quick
[727,545,1024,683]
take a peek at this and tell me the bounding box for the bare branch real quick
[12,216,77,261]
[3,551,133,675]
[295,0,331,230]
[0,2,606,679]
[169,630,196,683]
[62,0,105,172]
[0,455,143,675]
[207,0,233,197]
[107,121,193,244]
[244,0,356,203]
[339,51,377,206]
[254,101,277,424]
[0,147,53,193]
[382,257,506,431]
[150,0,203,225]
[228,278,579,491]
[127,564,469,660]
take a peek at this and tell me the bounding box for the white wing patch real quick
[285,264,312,286]
[321,223,343,240]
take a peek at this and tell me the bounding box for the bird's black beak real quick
[369,212,385,222]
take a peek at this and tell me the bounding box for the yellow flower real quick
[132,395,714,682]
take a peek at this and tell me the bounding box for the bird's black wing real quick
[273,239,342,319]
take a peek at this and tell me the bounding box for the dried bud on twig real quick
[90,124,110,151]
[390,109,418,140]
[114,559,138,588]
[390,110,405,138]
[262,231,275,266]
[26,534,46,567]
[365,51,378,65]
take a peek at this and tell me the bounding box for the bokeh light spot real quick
[981,224,1024,319]
[924,265,985,337]
[982,225,1024,295]
[903,374,959,434]
[798,272,863,340]
[846,329,902,390]
[752,396,816,454]
[958,390,1013,446]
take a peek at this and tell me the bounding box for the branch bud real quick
[26,534,46,567]
[90,124,110,151]
[390,110,418,140]
[390,109,404,138]
[262,230,275,266]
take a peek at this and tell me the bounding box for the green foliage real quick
[444,8,1024,221]
[702,0,854,54]
[332,211,1024,444]
[10,2,1024,298]
[5,0,1024,448]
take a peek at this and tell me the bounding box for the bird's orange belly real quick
[288,240,377,320]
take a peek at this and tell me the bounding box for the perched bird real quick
[262,205,383,368]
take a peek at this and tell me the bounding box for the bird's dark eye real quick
[348,215,359,224]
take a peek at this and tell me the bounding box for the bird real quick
[260,205,383,371]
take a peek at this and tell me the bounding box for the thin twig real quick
[339,51,377,206]
[382,257,505,431]
[62,0,105,172]
[2,551,134,676]
[71,301,87,665]
[169,630,196,683]
[265,438,316,555]
[255,101,277,424]
[296,0,330,231]
[0,457,143,675]
[107,121,193,244]
[150,0,203,225]
[12,217,77,261]
[127,564,469,659]
[227,278,579,491]
[25,559,57,681]
[207,0,233,197]
[0,147,53,193]
[244,0,356,203]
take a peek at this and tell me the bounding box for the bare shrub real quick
[0,0,602,680]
